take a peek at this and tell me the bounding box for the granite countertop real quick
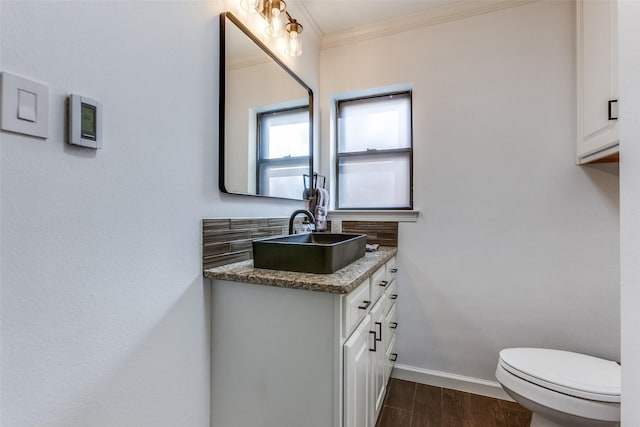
[203,246,397,294]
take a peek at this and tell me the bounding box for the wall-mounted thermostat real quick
[67,94,102,149]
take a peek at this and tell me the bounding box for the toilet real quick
[495,348,620,427]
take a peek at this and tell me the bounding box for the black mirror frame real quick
[219,11,314,200]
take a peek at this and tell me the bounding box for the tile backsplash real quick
[342,221,398,247]
[202,218,288,270]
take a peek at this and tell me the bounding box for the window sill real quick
[327,210,419,222]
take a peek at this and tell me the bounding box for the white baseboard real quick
[391,363,514,402]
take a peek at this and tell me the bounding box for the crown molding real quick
[321,0,539,50]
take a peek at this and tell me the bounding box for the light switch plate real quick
[1,71,49,139]
[18,89,37,122]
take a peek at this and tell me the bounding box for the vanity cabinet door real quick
[576,0,619,164]
[370,295,387,423]
[386,257,397,284]
[344,314,372,427]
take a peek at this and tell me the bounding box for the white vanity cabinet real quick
[576,0,619,164]
[206,249,398,427]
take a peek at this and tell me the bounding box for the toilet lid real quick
[499,348,620,403]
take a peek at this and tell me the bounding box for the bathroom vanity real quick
[204,247,398,427]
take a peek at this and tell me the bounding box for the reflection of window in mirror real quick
[257,106,310,199]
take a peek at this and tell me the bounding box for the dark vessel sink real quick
[252,233,367,274]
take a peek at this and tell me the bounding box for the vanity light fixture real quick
[238,0,304,57]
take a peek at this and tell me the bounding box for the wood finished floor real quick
[375,379,532,427]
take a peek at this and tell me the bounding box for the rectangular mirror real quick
[219,12,314,200]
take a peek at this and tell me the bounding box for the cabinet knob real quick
[390,268,398,273]
[379,280,388,287]
[390,322,398,329]
[390,294,398,300]
[358,300,371,310]
[389,353,398,362]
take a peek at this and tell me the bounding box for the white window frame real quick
[335,91,413,210]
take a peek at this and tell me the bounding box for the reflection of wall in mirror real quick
[226,59,309,195]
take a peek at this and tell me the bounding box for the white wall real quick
[320,0,620,384]
[619,0,640,423]
[0,1,318,426]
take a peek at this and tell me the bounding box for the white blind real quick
[338,93,411,153]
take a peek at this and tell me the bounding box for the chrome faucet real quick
[289,209,316,234]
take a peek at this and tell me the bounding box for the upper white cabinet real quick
[576,0,619,164]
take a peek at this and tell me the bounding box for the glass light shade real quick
[266,8,284,37]
[284,20,303,56]
[285,26,302,56]
[240,0,259,13]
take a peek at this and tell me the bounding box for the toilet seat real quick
[499,348,620,403]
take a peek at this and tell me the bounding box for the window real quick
[257,106,309,199]
[336,91,413,209]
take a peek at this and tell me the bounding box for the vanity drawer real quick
[343,280,371,337]
[384,302,397,351]
[370,265,388,306]
[385,280,398,314]
[386,256,397,283]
